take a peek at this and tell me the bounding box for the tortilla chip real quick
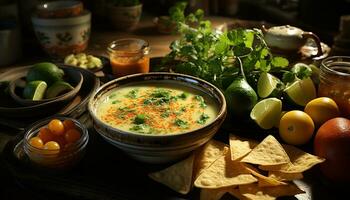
[239,182,305,199]
[259,144,325,173]
[149,154,195,194]
[200,188,228,200]
[243,164,287,187]
[194,151,257,188]
[268,171,303,181]
[243,193,276,200]
[229,134,258,161]
[194,140,229,179]
[241,135,290,166]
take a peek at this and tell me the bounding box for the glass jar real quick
[318,56,350,116]
[107,38,150,77]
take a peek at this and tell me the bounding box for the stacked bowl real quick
[31,1,91,58]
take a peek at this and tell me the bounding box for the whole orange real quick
[279,110,315,145]
[304,97,340,127]
[314,117,350,182]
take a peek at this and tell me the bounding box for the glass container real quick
[107,38,150,77]
[318,56,350,116]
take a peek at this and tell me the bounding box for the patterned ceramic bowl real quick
[88,72,227,164]
[36,0,83,18]
[31,10,91,58]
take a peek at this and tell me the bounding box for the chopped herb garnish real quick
[143,99,153,105]
[197,113,210,124]
[109,93,117,98]
[118,107,134,112]
[175,118,188,128]
[194,95,207,108]
[178,92,189,100]
[180,106,187,112]
[161,110,170,118]
[125,89,138,99]
[134,114,146,124]
[129,124,149,133]
[151,88,170,98]
[112,100,121,104]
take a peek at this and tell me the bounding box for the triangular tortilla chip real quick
[239,182,305,199]
[194,151,257,188]
[241,135,290,166]
[149,154,195,194]
[259,144,325,173]
[193,140,229,179]
[243,164,287,187]
[268,171,303,181]
[229,134,258,161]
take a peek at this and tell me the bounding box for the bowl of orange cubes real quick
[23,116,89,169]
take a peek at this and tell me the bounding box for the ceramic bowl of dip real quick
[88,72,227,164]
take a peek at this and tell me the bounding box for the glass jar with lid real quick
[107,38,150,77]
[318,56,350,116]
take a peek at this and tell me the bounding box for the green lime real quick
[257,72,283,98]
[26,62,64,86]
[23,81,47,100]
[45,81,74,99]
[274,111,287,128]
[250,98,282,130]
[284,77,316,106]
[224,77,258,116]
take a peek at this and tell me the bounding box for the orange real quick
[279,110,315,145]
[304,97,340,127]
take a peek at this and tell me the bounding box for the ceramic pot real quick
[262,25,323,57]
[0,20,21,66]
[153,16,177,34]
[36,0,83,18]
[107,4,142,30]
[31,10,91,58]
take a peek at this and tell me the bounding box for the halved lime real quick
[274,111,287,128]
[250,98,282,130]
[45,81,74,99]
[257,72,283,98]
[23,81,47,100]
[284,78,316,106]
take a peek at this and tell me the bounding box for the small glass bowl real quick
[23,116,89,169]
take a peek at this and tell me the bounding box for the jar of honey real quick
[107,38,150,77]
[318,56,350,116]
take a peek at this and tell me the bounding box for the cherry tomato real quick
[38,127,55,143]
[63,119,76,131]
[48,119,65,136]
[65,129,81,144]
[53,135,67,148]
[44,141,60,152]
[29,137,44,149]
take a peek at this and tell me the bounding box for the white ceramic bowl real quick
[88,72,227,164]
[31,10,91,58]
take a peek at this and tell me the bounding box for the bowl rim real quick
[31,10,91,26]
[8,69,83,106]
[88,72,227,138]
[37,0,83,11]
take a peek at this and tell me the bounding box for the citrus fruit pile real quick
[29,118,81,153]
[23,62,73,100]
[149,135,324,200]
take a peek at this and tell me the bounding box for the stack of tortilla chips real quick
[149,134,325,200]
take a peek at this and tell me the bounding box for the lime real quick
[26,62,64,86]
[45,81,74,99]
[224,77,258,116]
[274,111,287,128]
[250,98,282,130]
[284,78,316,106]
[257,72,283,98]
[23,81,47,100]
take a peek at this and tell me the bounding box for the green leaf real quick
[272,57,289,67]
[134,114,146,124]
[174,118,188,128]
[197,113,210,124]
[282,71,296,83]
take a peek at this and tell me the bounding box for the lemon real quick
[257,72,283,98]
[23,81,47,100]
[45,81,74,98]
[250,98,282,130]
[279,110,314,145]
[27,62,64,86]
[284,78,316,106]
[304,97,340,127]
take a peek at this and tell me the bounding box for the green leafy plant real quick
[112,0,140,7]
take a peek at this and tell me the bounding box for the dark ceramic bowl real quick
[9,67,83,106]
[88,72,227,164]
